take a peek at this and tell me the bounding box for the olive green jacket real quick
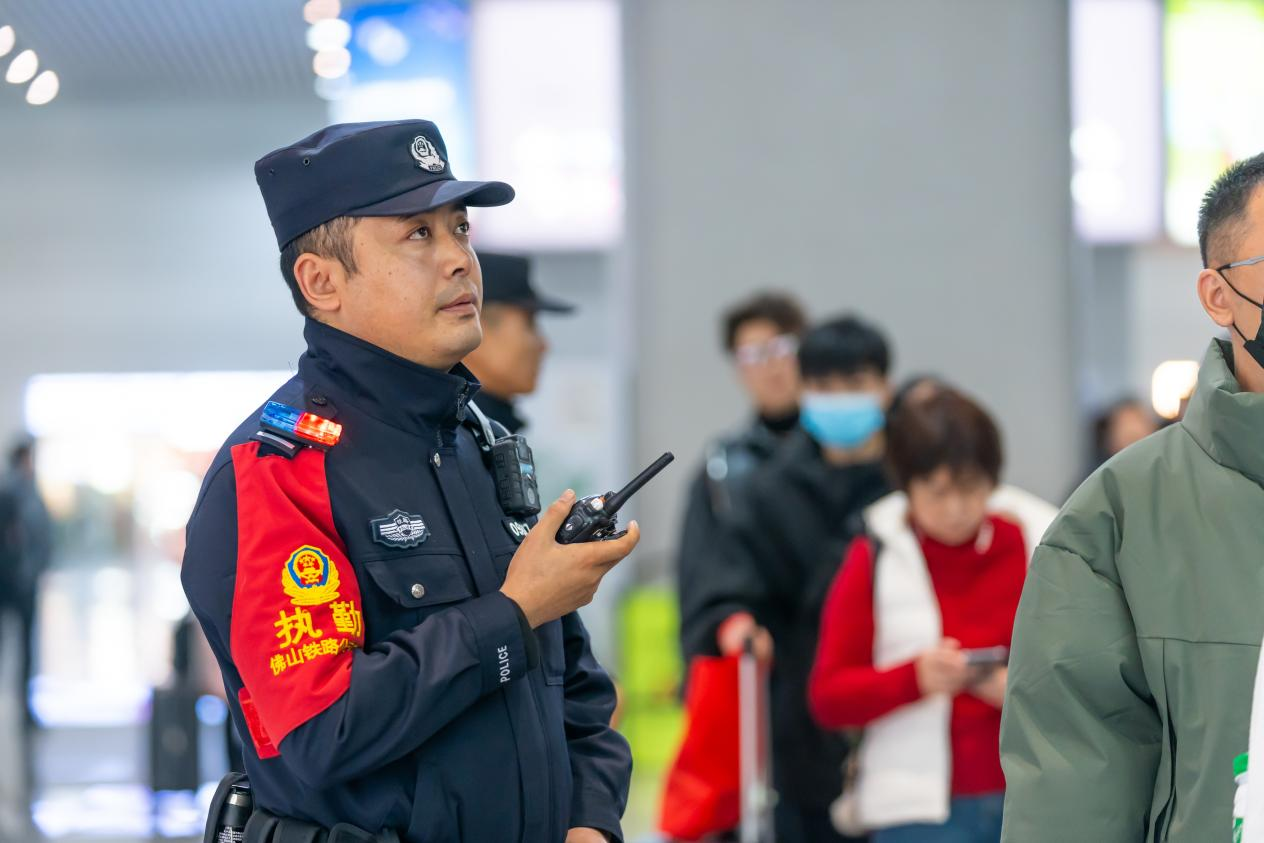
[1001,340,1264,841]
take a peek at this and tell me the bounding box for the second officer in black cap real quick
[463,253,574,434]
[182,119,635,843]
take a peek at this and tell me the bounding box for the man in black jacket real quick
[676,292,806,664]
[697,315,893,843]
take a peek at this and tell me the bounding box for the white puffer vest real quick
[831,486,1056,832]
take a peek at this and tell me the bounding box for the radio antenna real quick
[603,452,674,515]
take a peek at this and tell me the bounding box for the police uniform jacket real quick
[181,319,631,842]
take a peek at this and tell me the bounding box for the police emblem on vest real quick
[410,135,445,173]
[370,509,430,548]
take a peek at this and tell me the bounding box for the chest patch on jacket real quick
[370,509,430,549]
[503,518,530,544]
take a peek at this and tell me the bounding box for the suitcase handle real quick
[738,641,774,843]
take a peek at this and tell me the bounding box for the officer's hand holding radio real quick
[501,453,673,629]
[501,489,641,629]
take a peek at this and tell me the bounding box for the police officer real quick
[181,120,636,843]
[462,252,575,434]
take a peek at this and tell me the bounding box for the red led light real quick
[295,412,343,446]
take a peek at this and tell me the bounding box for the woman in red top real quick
[808,383,1053,843]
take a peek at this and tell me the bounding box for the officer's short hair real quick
[885,385,1002,490]
[721,292,807,353]
[279,217,360,316]
[797,315,891,380]
[1199,151,1264,268]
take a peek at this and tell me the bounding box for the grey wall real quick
[623,0,1078,568]
[1127,243,1217,393]
[1076,241,1215,425]
[0,100,330,438]
[1075,243,1135,413]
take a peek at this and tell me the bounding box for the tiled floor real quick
[0,615,205,843]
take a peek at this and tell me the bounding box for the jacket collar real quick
[783,428,887,494]
[1182,338,1264,486]
[297,318,480,436]
[473,390,525,434]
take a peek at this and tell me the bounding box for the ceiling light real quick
[303,0,341,25]
[5,49,37,84]
[26,70,58,105]
[312,48,351,80]
[357,19,410,67]
[0,26,14,58]
[306,18,351,52]
[1070,122,1123,166]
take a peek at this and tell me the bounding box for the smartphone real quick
[963,646,1009,667]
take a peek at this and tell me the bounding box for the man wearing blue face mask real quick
[698,314,893,843]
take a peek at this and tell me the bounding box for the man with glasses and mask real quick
[690,314,892,843]
[676,292,806,667]
[1001,153,1264,840]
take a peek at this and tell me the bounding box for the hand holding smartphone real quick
[962,646,1009,668]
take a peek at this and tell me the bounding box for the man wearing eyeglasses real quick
[676,292,806,667]
[1001,153,1264,841]
[680,314,893,843]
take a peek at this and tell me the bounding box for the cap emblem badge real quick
[410,135,446,173]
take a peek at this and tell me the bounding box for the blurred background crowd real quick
[0,0,1246,840]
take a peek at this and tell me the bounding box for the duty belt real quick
[205,773,401,843]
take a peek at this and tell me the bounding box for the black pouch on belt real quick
[204,772,399,843]
[244,810,401,843]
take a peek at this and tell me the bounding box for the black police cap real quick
[478,253,575,314]
[255,119,515,250]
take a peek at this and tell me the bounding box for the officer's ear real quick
[1198,267,1237,331]
[293,251,348,315]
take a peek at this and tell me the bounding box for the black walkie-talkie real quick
[557,452,675,544]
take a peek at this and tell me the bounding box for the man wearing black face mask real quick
[1000,153,1264,840]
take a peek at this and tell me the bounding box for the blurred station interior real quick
[0,0,1253,839]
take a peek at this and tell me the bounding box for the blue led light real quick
[261,401,302,434]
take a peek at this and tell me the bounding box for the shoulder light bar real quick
[260,401,342,448]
